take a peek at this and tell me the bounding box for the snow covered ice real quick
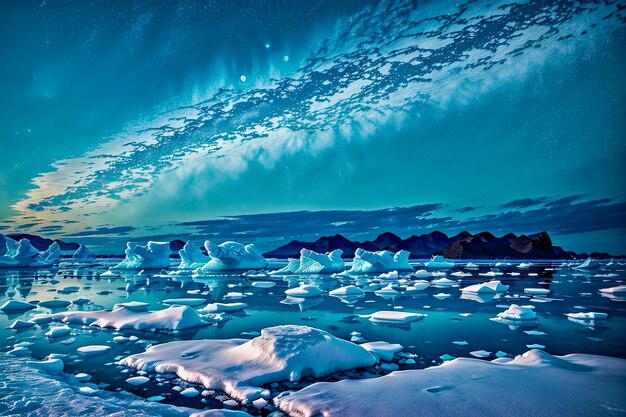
[271,249,345,274]
[344,249,412,274]
[114,241,172,269]
[0,234,60,268]
[178,240,209,269]
[193,241,268,273]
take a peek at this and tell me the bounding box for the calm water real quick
[1,259,625,413]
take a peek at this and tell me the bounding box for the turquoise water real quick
[1,260,625,413]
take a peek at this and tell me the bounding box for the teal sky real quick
[0,0,625,254]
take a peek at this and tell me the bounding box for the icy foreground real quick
[193,241,268,273]
[33,303,205,331]
[114,241,171,269]
[271,249,344,274]
[0,234,60,268]
[120,325,376,402]
[0,353,188,417]
[276,350,626,417]
[345,249,412,274]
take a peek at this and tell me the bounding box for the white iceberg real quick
[199,302,248,313]
[1,300,36,313]
[114,241,171,270]
[573,258,601,270]
[424,255,455,269]
[178,240,209,269]
[368,311,426,325]
[329,285,364,297]
[120,325,377,403]
[524,288,550,295]
[275,350,626,417]
[285,283,323,298]
[461,280,509,294]
[600,285,626,294]
[32,303,205,332]
[193,241,268,273]
[70,244,97,264]
[345,249,412,274]
[494,304,537,321]
[0,235,60,268]
[271,249,344,274]
[565,312,608,321]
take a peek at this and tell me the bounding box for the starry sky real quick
[0,0,625,254]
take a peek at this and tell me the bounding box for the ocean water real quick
[1,259,624,413]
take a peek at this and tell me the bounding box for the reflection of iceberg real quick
[70,244,97,264]
[0,235,60,268]
[345,249,412,274]
[193,241,268,273]
[271,249,344,274]
[178,241,209,269]
[114,241,171,269]
[280,296,324,311]
[424,255,455,269]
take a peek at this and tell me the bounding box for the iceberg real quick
[599,285,626,294]
[114,241,171,269]
[344,249,412,274]
[275,350,626,417]
[271,249,345,274]
[32,303,205,332]
[494,304,537,321]
[0,235,60,268]
[70,244,97,264]
[461,280,509,294]
[193,241,268,273]
[368,311,427,325]
[120,325,377,403]
[178,240,209,269]
[424,255,455,269]
[565,312,608,321]
[284,283,323,298]
[329,285,365,297]
[573,257,601,270]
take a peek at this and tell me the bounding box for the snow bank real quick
[345,249,412,274]
[460,280,508,293]
[114,241,171,269]
[424,255,455,269]
[120,325,376,403]
[0,234,60,268]
[271,249,344,274]
[178,240,209,269]
[33,303,205,331]
[276,350,626,417]
[193,241,268,273]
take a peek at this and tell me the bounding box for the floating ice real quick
[368,311,426,325]
[9,319,36,330]
[360,341,403,361]
[34,304,205,331]
[431,277,457,286]
[1,300,36,313]
[28,358,64,374]
[162,298,206,307]
[199,302,248,313]
[344,249,412,274]
[405,280,430,292]
[573,258,601,270]
[600,285,626,294]
[565,312,608,321]
[526,344,545,349]
[178,240,210,269]
[275,350,626,417]
[71,244,97,264]
[38,299,71,309]
[251,281,275,289]
[0,235,60,268]
[494,304,537,321]
[524,288,550,295]
[46,326,71,338]
[424,255,455,269]
[433,293,451,300]
[193,241,268,273]
[114,241,171,270]
[374,284,402,299]
[126,376,150,386]
[120,325,376,403]
[329,285,365,297]
[470,350,491,358]
[77,345,112,358]
[285,284,322,298]
[461,280,509,293]
[271,249,344,274]
[377,270,399,280]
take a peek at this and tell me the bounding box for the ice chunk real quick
[114,241,171,270]
[470,350,491,358]
[193,241,268,273]
[46,326,71,338]
[433,293,451,300]
[38,299,71,309]
[360,341,403,361]
[285,284,322,298]
[524,288,550,295]
[126,376,150,386]
[494,304,537,321]
[344,249,412,274]
[565,312,608,321]
[275,350,626,417]
[600,285,626,294]
[251,281,275,289]
[573,258,601,270]
[28,358,64,374]
[329,285,364,297]
[120,325,376,403]
[162,298,206,307]
[77,345,112,357]
[271,249,344,274]
[180,387,200,398]
[199,302,248,313]
[9,319,36,330]
[369,311,426,325]
[70,244,97,264]
[431,277,457,286]
[424,255,455,269]
[461,280,509,293]
[178,240,210,269]
[34,304,205,332]
[378,270,399,280]
[0,235,59,268]
[1,300,36,313]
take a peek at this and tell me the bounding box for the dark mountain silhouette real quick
[6,233,79,251]
[443,231,557,259]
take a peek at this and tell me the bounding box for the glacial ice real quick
[524,288,550,295]
[193,241,268,273]
[494,304,537,321]
[368,311,426,325]
[199,302,248,313]
[77,345,111,357]
[33,303,205,331]
[565,312,608,321]
[329,285,365,297]
[424,255,455,269]
[114,241,172,269]
[573,257,601,270]
[345,249,412,274]
[0,235,60,268]
[120,325,377,403]
[70,244,97,264]
[285,283,323,298]
[600,285,626,294]
[275,350,626,417]
[460,280,509,293]
[178,240,209,269]
[1,299,36,313]
[271,249,345,274]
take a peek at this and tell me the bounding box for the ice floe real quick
[460,280,508,294]
[271,249,344,274]
[193,241,268,273]
[199,302,248,313]
[329,285,365,297]
[0,235,60,268]
[1,299,36,313]
[114,241,171,269]
[285,283,323,298]
[368,311,426,325]
[493,304,537,322]
[344,249,412,274]
[565,312,608,321]
[70,244,97,264]
[120,325,377,403]
[178,240,210,269]
[424,255,455,269]
[573,258,601,270]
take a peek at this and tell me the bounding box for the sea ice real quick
[77,345,112,358]
[285,283,323,298]
[114,241,172,269]
[178,240,210,269]
[565,312,608,320]
[162,298,207,306]
[573,258,601,270]
[193,241,268,273]
[524,288,550,295]
[199,302,248,313]
[271,249,344,274]
[368,311,426,325]
[461,280,509,293]
[494,304,537,321]
[1,299,36,313]
[344,249,412,274]
[329,285,365,297]
[120,325,377,403]
[600,285,626,294]
[71,244,97,264]
[126,376,150,386]
[360,341,403,361]
[0,235,60,268]
[424,255,455,269]
[39,299,72,309]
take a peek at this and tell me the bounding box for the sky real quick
[0,0,625,254]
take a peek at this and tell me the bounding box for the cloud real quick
[502,197,549,209]
[65,226,136,237]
